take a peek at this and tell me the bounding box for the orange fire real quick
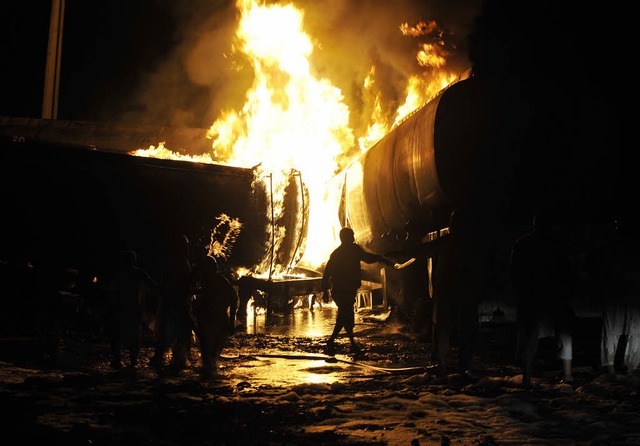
[132,0,462,274]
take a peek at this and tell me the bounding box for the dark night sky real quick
[2,0,181,122]
[2,0,632,131]
[2,0,486,127]
[466,0,634,225]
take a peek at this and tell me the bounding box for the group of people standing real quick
[585,218,640,379]
[106,233,237,379]
[321,212,489,378]
[510,211,577,386]
[511,211,640,386]
[322,209,639,387]
[107,212,638,386]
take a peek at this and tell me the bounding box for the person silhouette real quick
[322,227,392,355]
[591,219,640,378]
[151,233,194,371]
[510,211,577,387]
[190,247,238,378]
[388,208,490,377]
[107,250,158,369]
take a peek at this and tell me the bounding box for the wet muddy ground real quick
[2,301,636,446]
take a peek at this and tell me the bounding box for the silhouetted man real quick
[322,227,392,355]
[390,208,490,377]
[107,250,158,369]
[151,233,194,371]
[510,211,576,387]
[190,248,238,378]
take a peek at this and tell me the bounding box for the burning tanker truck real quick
[0,73,514,331]
[328,72,517,327]
[0,120,312,326]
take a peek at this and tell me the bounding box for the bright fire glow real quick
[133,0,461,276]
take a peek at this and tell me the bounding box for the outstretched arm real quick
[359,246,394,267]
[387,232,452,260]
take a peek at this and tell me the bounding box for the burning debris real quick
[1,0,482,325]
[132,0,465,281]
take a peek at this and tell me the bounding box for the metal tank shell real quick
[340,76,488,254]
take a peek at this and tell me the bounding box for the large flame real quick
[132,0,461,275]
[206,0,352,270]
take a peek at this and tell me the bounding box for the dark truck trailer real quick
[0,136,308,289]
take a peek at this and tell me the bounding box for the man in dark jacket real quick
[151,233,194,370]
[322,227,392,355]
[390,208,490,377]
[107,250,158,369]
[190,248,238,379]
[510,211,576,387]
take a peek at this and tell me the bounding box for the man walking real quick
[322,227,392,355]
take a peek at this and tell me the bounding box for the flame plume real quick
[133,0,463,275]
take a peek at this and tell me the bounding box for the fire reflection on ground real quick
[223,303,398,388]
[224,353,345,386]
[242,299,338,337]
[0,299,411,391]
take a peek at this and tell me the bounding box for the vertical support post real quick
[380,267,388,309]
[42,0,65,120]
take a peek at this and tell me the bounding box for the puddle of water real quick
[240,299,390,337]
[226,301,394,387]
[0,299,395,389]
[243,304,337,337]
[221,351,393,387]
[225,354,346,386]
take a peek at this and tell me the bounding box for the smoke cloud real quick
[119,0,484,141]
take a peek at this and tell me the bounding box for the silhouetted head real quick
[615,218,629,237]
[339,227,355,244]
[533,211,551,232]
[120,250,137,268]
[193,247,219,271]
[448,209,460,230]
[170,233,190,255]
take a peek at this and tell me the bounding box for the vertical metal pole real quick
[266,173,275,322]
[287,170,305,272]
[380,267,388,309]
[42,0,65,119]
[268,172,275,280]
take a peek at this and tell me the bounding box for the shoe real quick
[350,344,362,355]
[150,356,164,369]
[562,374,574,383]
[325,340,336,356]
[110,359,123,370]
[170,359,187,370]
[522,365,532,388]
